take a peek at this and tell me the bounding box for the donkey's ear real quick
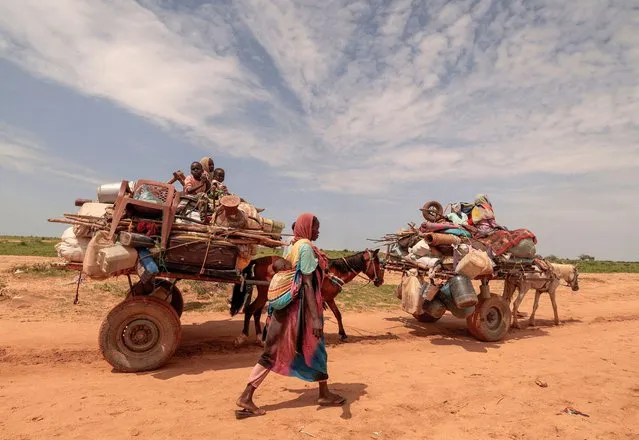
[373,249,380,255]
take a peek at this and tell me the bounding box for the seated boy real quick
[184,161,210,195]
[210,168,230,198]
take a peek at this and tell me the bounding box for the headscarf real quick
[199,157,214,173]
[292,212,328,270]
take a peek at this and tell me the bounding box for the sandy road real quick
[1,256,638,440]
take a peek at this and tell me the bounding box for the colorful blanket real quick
[476,229,537,256]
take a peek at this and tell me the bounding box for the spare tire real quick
[421,201,443,222]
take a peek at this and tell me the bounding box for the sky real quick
[0,0,638,260]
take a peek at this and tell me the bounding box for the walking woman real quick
[236,213,345,418]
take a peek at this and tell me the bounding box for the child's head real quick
[190,161,204,179]
[213,168,225,182]
[273,258,293,273]
[200,157,214,173]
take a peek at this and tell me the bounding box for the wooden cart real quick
[52,177,285,373]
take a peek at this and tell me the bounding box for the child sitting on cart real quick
[184,161,211,195]
[210,168,230,200]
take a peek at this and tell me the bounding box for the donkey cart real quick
[50,177,287,373]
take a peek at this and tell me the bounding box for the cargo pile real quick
[49,176,286,282]
[376,195,540,321]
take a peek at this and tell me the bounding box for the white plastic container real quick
[83,231,113,279]
[455,249,494,279]
[97,244,138,275]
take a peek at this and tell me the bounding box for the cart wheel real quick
[466,294,511,342]
[129,279,184,318]
[99,296,181,373]
[421,201,444,222]
[413,312,441,323]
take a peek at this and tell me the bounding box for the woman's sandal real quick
[235,408,266,419]
[317,395,346,407]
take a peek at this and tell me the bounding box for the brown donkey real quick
[230,249,384,346]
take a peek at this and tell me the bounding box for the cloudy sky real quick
[1,0,637,260]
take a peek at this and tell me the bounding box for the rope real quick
[199,236,213,275]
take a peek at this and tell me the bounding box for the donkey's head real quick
[363,248,384,287]
[551,263,579,292]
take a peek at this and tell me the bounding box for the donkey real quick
[503,262,579,328]
[230,249,384,346]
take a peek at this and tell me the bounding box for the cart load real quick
[50,178,286,279]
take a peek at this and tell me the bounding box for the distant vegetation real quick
[545,258,639,273]
[1,236,637,273]
[544,253,638,273]
[255,247,354,260]
[0,236,58,257]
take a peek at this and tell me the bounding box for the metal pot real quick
[97,181,135,203]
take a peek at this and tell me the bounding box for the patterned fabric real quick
[266,239,315,309]
[419,221,460,233]
[470,198,495,225]
[256,213,328,383]
[209,180,229,199]
[476,228,537,256]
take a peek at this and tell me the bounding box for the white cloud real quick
[0,123,107,185]
[0,0,637,196]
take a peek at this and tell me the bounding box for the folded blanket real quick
[476,229,537,256]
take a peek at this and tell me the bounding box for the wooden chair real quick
[108,180,179,250]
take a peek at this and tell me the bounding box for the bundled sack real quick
[455,247,494,279]
[508,238,536,258]
[55,227,91,263]
[400,269,425,315]
[415,256,440,268]
[408,239,431,258]
[73,202,113,238]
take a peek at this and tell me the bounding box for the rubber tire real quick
[99,296,182,373]
[129,278,184,318]
[413,312,442,323]
[421,201,444,222]
[466,294,511,342]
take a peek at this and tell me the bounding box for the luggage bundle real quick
[50,176,286,281]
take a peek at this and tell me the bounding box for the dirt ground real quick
[1,256,638,440]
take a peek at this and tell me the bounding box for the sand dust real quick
[1,256,638,440]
